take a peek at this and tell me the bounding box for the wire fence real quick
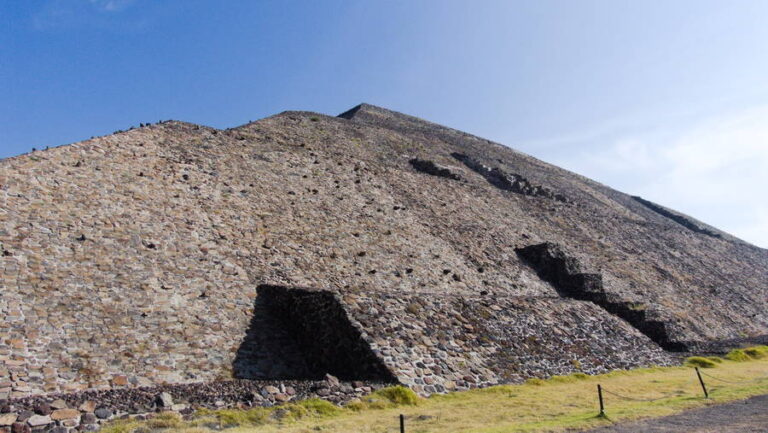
[699,370,768,385]
[600,387,677,402]
[593,366,768,418]
[392,365,768,432]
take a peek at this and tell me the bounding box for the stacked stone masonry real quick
[258,285,673,395]
[0,103,766,404]
[515,242,685,350]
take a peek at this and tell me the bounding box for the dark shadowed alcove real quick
[232,285,397,382]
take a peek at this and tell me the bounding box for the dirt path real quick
[584,394,768,432]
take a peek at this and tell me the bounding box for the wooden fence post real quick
[695,367,709,398]
[598,384,605,417]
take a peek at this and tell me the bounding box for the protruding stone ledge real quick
[632,196,722,238]
[451,153,568,202]
[516,242,687,351]
[408,159,462,181]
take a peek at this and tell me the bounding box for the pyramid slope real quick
[0,105,765,399]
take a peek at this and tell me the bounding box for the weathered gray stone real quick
[0,415,17,427]
[323,374,340,388]
[93,409,111,420]
[156,393,173,408]
[0,102,764,402]
[26,416,51,427]
[48,401,67,411]
[50,410,79,421]
[79,413,96,425]
[77,402,95,413]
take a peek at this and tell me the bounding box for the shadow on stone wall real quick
[255,285,399,382]
[516,242,686,351]
[232,296,314,380]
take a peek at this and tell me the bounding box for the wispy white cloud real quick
[33,0,139,30]
[520,105,768,248]
[88,0,136,12]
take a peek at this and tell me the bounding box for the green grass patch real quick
[744,346,768,359]
[547,375,576,383]
[294,398,342,417]
[100,351,768,433]
[99,420,140,433]
[146,412,184,429]
[372,385,419,406]
[726,349,752,362]
[216,407,270,427]
[727,345,768,362]
[685,356,718,368]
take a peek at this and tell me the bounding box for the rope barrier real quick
[600,387,678,402]
[594,364,768,417]
[599,371,701,403]
[700,370,768,385]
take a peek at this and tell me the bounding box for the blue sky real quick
[2,1,768,247]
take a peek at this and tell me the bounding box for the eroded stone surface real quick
[258,285,673,395]
[0,103,765,401]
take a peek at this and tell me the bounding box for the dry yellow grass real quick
[105,355,768,433]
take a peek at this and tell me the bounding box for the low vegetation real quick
[102,348,768,433]
[726,345,768,362]
[683,356,720,368]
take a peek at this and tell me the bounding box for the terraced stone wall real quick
[256,285,397,382]
[258,286,674,396]
[516,242,685,351]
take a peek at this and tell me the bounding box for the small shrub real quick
[570,359,582,369]
[685,356,718,368]
[278,405,310,421]
[547,375,578,384]
[99,420,140,433]
[373,386,419,406]
[707,357,724,364]
[174,428,210,433]
[344,400,366,412]
[744,346,768,359]
[147,412,183,429]
[310,116,320,122]
[359,397,391,410]
[725,349,751,362]
[216,408,269,427]
[295,398,341,417]
[524,378,546,386]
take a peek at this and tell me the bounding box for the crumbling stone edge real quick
[515,242,686,351]
[451,152,569,203]
[631,196,721,238]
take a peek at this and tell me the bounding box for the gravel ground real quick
[583,394,768,433]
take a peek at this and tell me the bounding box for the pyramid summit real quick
[0,104,766,404]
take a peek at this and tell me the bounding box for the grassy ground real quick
[105,347,768,433]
